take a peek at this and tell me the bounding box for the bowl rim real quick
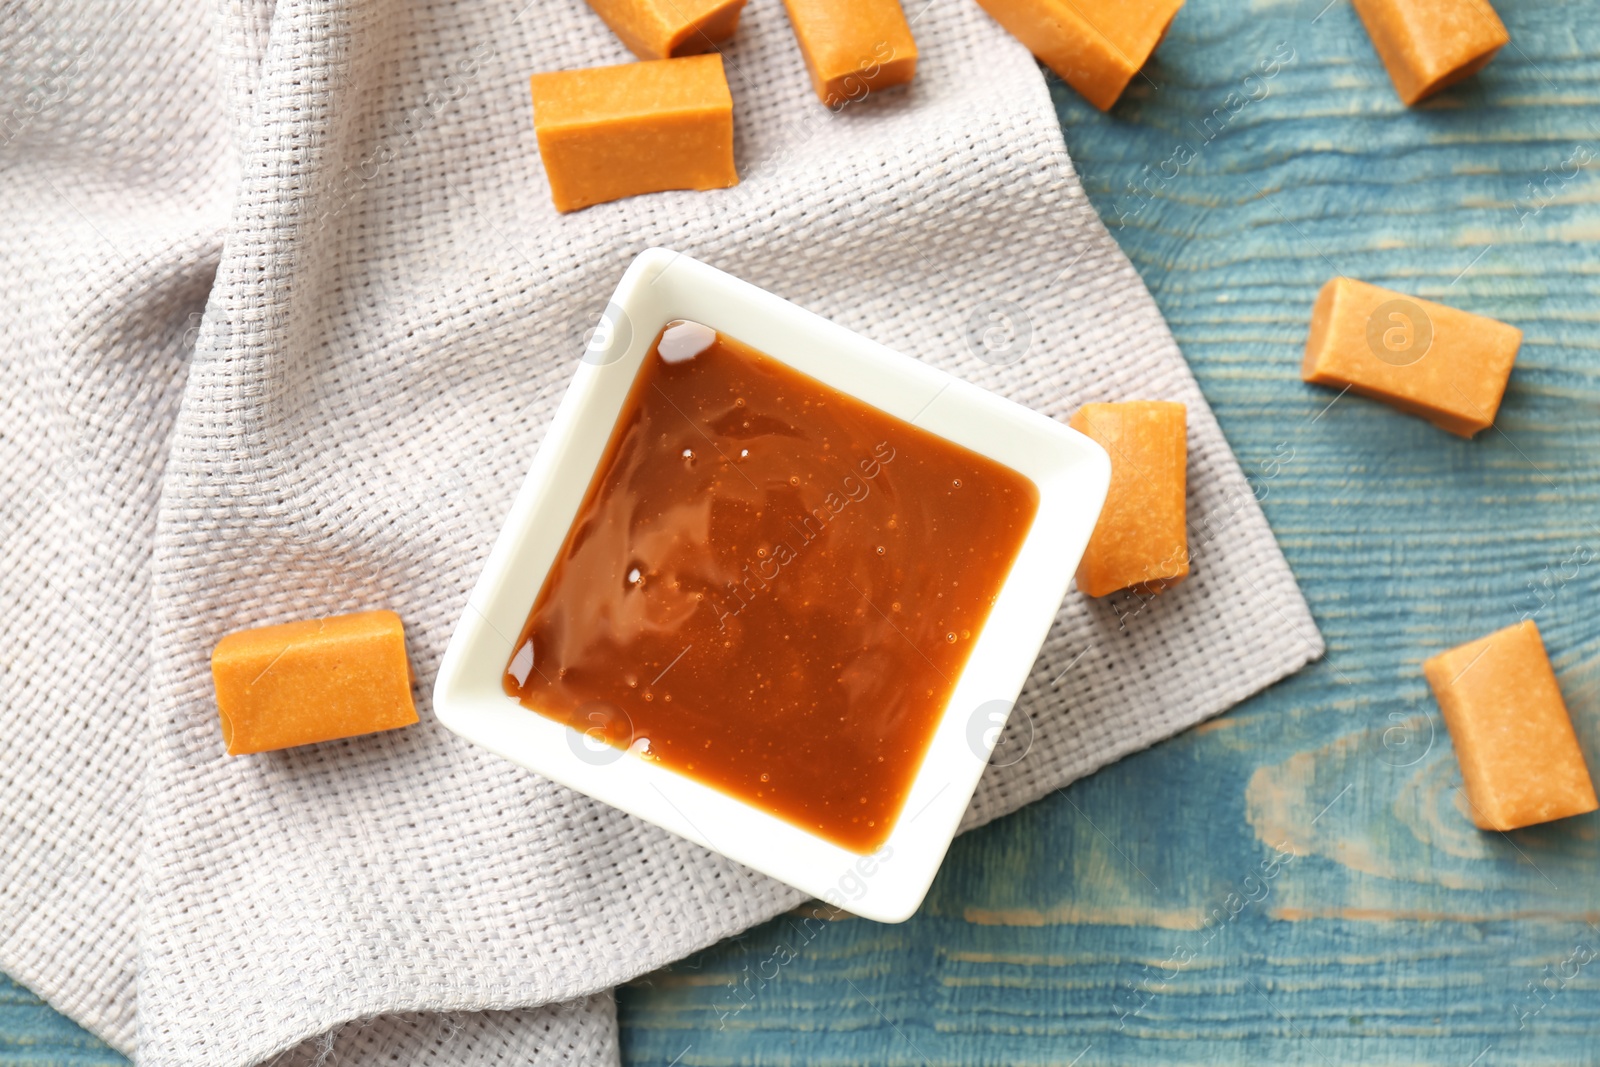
[433,247,1109,922]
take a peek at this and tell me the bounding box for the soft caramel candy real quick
[1424,620,1598,831]
[972,0,1183,110]
[1352,0,1508,105]
[781,0,918,108]
[584,0,747,61]
[529,55,738,213]
[211,610,418,756]
[1069,401,1188,598]
[1302,277,1520,438]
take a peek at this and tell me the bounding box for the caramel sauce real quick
[504,322,1038,852]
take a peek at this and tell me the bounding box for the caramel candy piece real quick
[1302,277,1521,438]
[1351,0,1508,105]
[972,0,1183,110]
[211,610,418,756]
[781,0,918,108]
[1069,401,1188,598]
[584,0,747,61]
[1423,621,1598,831]
[529,55,738,213]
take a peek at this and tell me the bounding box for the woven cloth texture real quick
[0,0,1324,1062]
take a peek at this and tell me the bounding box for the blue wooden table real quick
[8,0,1600,1062]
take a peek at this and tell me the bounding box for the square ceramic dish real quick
[433,248,1110,922]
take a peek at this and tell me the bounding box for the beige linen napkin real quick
[0,0,1322,1062]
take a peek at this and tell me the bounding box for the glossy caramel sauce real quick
[504,321,1038,852]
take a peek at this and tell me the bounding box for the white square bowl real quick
[434,248,1110,922]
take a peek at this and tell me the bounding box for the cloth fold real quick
[0,0,1323,1063]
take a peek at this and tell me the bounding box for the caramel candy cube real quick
[1423,620,1598,831]
[1069,401,1188,598]
[529,55,738,214]
[584,0,747,61]
[781,0,918,108]
[211,610,418,756]
[1352,0,1508,105]
[1302,277,1521,438]
[972,0,1183,111]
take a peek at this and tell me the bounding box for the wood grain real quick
[7,0,1600,1063]
[0,977,119,1065]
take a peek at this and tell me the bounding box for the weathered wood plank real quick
[0,976,122,1065]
